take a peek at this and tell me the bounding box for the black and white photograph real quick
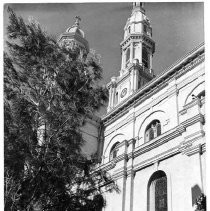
[3,1,206,211]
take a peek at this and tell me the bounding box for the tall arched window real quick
[145,120,161,142]
[148,171,168,211]
[125,47,130,68]
[110,142,120,161]
[142,47,149,68]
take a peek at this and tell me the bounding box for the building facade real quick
[98,3,205,211]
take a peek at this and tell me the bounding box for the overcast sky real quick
[4,2,204,85]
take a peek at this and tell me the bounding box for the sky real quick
[3,2,204,85]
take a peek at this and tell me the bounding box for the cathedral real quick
[59,2,205,211]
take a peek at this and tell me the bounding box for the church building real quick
[97,2,205,211]
[58,2,205,211]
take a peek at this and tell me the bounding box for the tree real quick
[194,194,206,211]
[4,7,118,211]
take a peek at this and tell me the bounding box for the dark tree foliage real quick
[195,194,206,211]
[4,7,118,211]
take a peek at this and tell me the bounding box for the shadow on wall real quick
[191,184,202,206]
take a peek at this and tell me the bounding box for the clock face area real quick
[121,88,127,98]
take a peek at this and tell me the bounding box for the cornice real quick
[58,33,89,51]
[102,43,204,125]
[98,142,206,181]
[99,143,206,180]
[133,127,181,159]
[100,112,205,173]
[176,66,204,91]
[180,113,205,128]
[133,146,180,172]
[184,143,205,156]
[120,34,155,52]
[109,63,153,89]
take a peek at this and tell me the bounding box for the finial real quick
[132,2,145,13]
[75,16,81,26]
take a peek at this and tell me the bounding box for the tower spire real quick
[107,2,155,112]
[132,2,145,13]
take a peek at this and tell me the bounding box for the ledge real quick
[99,112,205,172]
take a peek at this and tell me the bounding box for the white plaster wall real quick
[103,178,124,211]
[133,165,153,211]
[131,149,206,211]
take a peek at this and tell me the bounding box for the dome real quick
[58,16,89,53]
[65,16,85,38]
[66,25,85,38]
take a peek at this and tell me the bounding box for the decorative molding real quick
[184,130,205,142]
[100,142,206,180]
[100,113,205,176]
[176,124,186,134]
[179,130,205,156]
[133,146,180,172]
[133,128,180,158]
[181,113,205,128]
[182,143,205,156]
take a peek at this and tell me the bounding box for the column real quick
[107,87,112,111]
[122,140,128,211]
[130,116,136,211]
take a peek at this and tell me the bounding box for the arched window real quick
[145,120,161,142]
[125,48,130,68]
[110,142,120,161]
[148,171,168,211]
[142,47,149,68]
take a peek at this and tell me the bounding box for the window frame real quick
[145,120,161,142]
[109,142,120,161]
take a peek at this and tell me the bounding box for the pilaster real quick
[122,140,128,211]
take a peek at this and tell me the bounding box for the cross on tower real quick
[75,16,81,26]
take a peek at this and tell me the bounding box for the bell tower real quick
[107,2,155,112]
[58,16,89,60]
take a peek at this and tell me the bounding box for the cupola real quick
[58,16,89,58]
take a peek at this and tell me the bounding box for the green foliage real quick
[4,7,116,211]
